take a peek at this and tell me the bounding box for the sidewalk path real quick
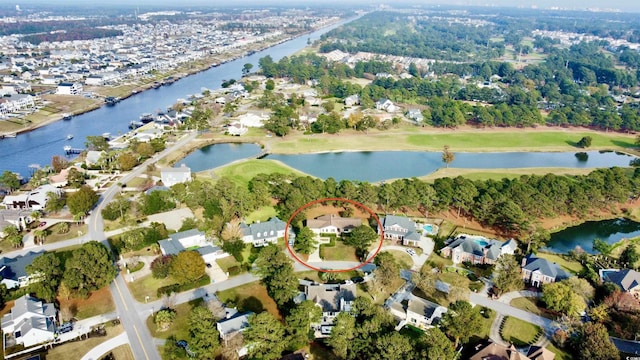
[80,332,128,360]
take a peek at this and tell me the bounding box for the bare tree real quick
[221,332,244,360]
[207,296,226,320]
[221,219,244,241]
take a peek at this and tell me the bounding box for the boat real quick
[4,132,16,138]
[102,132,111,140]
[66,134,73,140]
[62,113,72,120]
[152,81,161,89]
[129,121,144,129]
[140,113,155,124]
[105,96,120,106]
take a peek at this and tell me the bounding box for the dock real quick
[63,146,83,155]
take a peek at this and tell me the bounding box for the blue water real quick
[0,17,355,178]
[265,150,636,182]
[178,143,261,172]
[423,224,435,234]
[546,218,640,254]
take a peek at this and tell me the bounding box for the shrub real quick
[222,240,245,262]
[228,266,242,276]
[150,255,174,279]
[156,275,210,297]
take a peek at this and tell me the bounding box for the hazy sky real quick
[13,0,640,12]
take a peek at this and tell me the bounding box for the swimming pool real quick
[423,224,437,235]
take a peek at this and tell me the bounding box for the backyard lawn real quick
[217,281,282,320]
[100,344,134,360]
[245,206,278,223]
[500,316,541,346]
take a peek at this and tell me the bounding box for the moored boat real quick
[140,113,155,123]
[66,134,74,140]
[62,113,72,120]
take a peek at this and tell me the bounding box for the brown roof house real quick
[306,214,361,236]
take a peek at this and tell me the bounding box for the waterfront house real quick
[441,234,517,265]
[56,82,83,95]
[1,295,57,348]
[305,282,356,337]
[227,122,248,136]
[1,184,62,211]
[378,215,421,247]
[160,164,192,187]
[599,268,640,297]
[240,217,288,247]
[305,214,361,235]
[0,251,44,289]
[521,254,572,287]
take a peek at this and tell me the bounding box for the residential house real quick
[1,295,57,348]
[160,164,192,187]
[158,229,226,264]
[85,150,105,167]
[0,251,44,289]
[405,109,424,123]
[521,254,572,287]
[344,94,360,107]
[56,82,83,95]
[240,217,288,247]
[227,122,248,136]
[378,215,421,247]
[0,94,36,118]
[2,185,62,211]
[216,308,253,344]
[0,209,32,235]
[441,234,517,265]
[599,268,640,297]
[470,341,555,360]
[388,294,447,330]
[305,214,361,235]
[305,282,356,337]
[375,98,397,113]
[84,75,104,86]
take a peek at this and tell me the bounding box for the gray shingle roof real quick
[381,215,417,238]
[216,311,253,337]
[306,283,357,312]
[0,251,45,283]
[241,217,286,241]
[604,269,640,292]
[158,239,184,256]
[169,229,203,242]
[522,255,571,280]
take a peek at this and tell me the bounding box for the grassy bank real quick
[210,159,308,185]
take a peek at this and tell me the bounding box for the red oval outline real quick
[285,197,384,273]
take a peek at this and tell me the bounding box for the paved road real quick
[470,293,556,330]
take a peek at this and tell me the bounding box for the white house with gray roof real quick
[599,268,640,297]
[216,308,253,343]
[1,184,62,211]
[388,294,447,331]
[158,229,226,263]
[304,282,356,338]
[521,254,572,287]
[378,215,421,247]
[160,164,192,187]
[0,251,44,289]
[240,217,288,247]
[1,295,57,348]
[441,234,517,265]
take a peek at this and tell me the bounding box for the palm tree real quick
[32,229,47,245]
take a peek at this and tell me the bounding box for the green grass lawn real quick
[44,222,88,244]
[146,299,204,340]
[500,316,541,346]
[212,159,307,185]
[245,206,277,223]
[320,240,359,262]
[427,252,453,268]
[217,281,282,320]
[216,256,242,274]
[268,128,635,154]
[536,252,585,274]
[126,274,175,302]
[510,297,542,316]
[385,250,414,270]
[546,342,573,360]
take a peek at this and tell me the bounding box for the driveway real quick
[207,258,229,283]
[143,208,195,231]
[80,333,128,360]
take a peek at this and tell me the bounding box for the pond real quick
[545,218,640,254]
[265,150,636,182]
[176,143,261,171]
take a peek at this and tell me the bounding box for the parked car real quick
[57,322,73,334]
[38,221,46,227]
[176,340,188,349]
[406,248,416,256]
[206,263,212,268]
